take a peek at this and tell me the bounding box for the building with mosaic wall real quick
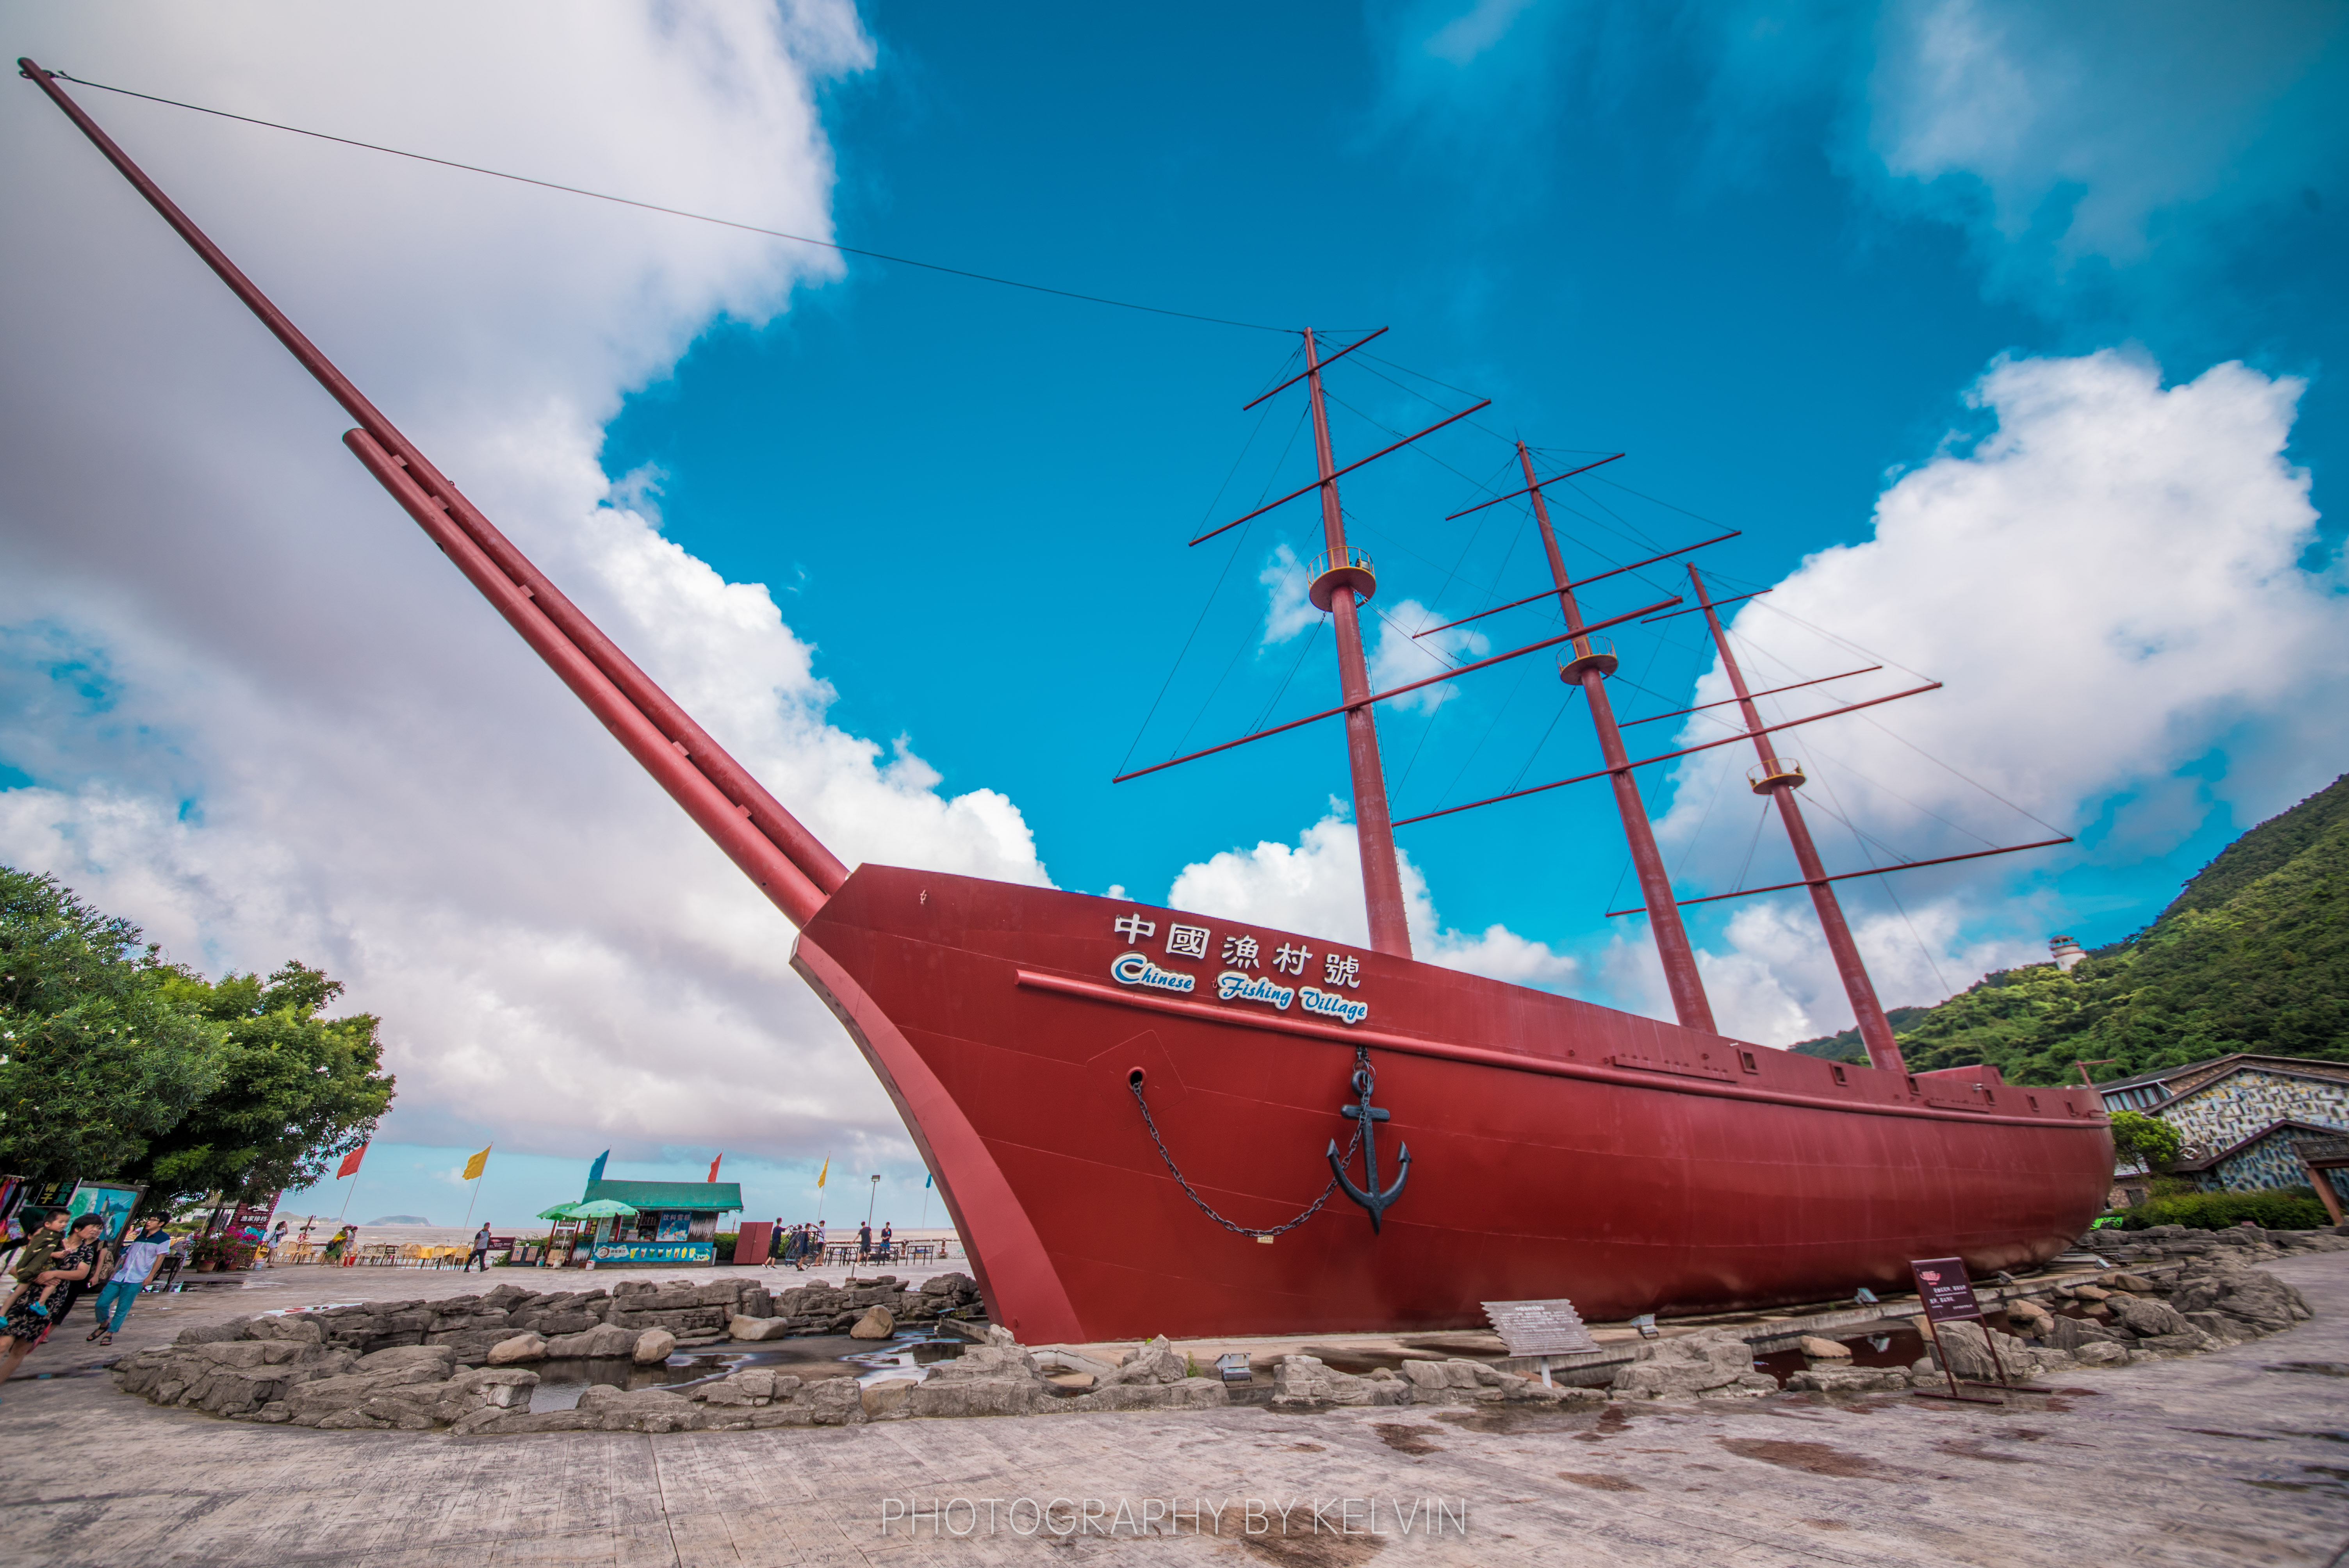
[2095,1054,2349,1201]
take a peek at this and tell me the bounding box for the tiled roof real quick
[583,1179,744,1212]
[2096,1053,2349,1100]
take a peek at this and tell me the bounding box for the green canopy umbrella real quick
[534,1203,586,1221]
[567,1199,640,1219]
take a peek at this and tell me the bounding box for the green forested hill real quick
[1790,774,2349,1085]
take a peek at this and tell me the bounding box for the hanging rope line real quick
[45,69,1296,334]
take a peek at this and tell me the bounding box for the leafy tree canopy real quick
[1863,774,2349,1087]
[2108,1108,2183,1172]
[0,866,394,1209]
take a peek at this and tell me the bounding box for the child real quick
[1,1212,104,1386]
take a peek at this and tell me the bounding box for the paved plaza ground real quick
[2,1253,2344,1566]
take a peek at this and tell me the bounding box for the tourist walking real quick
[2,1212,104,1388]
[855,1221,872,1262]
[463,1223,493,1273]
[879,1222,894,1262]
[87,1215,169,1345]
[763,1216,786,1268]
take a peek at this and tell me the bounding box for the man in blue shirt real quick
[87,1214,170,1345]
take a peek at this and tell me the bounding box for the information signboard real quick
[1909,1257,1982,1323]
[592,1240,715,1265]
[1481,1298,1600,1357]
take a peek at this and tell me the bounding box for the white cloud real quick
[1167,802,1576,989]
[0,4,1056,1163]
[1367,598,1488,714]
[1424,0,1542,66]
[1260,543,1317,645]
[1864,0,2347,276]
[1640,348,2342,1041]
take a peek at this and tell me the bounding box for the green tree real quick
[2108,1109,2183,1174]
[1882,774,2349,1087]
[125,961,395,1207]
[0,866,395,1209]
[0,868,224,1182]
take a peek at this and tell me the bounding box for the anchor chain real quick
[1128,1044,1372,1240]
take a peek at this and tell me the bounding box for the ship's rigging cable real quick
[1113,387,1297,775]
[42,70,1297,335]
[1504,684,1581,794]
[1805,760,1955,996]
[1745,606,2072,840]
[1726,625,2052,846]
[1129,1048,1373,1240]
[1160,406,1313,761]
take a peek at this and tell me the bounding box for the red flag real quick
[708,1153,722,1182]
[336,1143,368,1180]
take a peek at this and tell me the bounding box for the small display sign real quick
[1910,1257,1983,1323]
[1481,1297,1600,1357]
[593,1241,714,1265]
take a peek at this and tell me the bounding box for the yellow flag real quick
[462,1145,490,1181]
[816,1156,829,1189]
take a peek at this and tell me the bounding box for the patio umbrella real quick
[567,1199,640,1219]
[534,1203,585,1221]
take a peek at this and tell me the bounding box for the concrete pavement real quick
[2,1255,2344,1566]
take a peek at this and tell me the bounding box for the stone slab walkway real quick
[2,1256,2344,1566]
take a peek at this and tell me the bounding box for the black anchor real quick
[1327,1063,1409,1232]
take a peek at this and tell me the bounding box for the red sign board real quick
[1910,1256,1982,1323]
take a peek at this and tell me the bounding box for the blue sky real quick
[599,0,2342,958]
[4,2,2344,1230]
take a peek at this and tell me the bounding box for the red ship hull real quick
[795,865,2115,1345]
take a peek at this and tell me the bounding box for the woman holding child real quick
[0,1210,106,1391]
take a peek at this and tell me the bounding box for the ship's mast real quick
[1303,330,1412,957]
[1689,565,1906,1074]
[1518,443,1715,1033]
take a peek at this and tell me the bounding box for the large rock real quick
[575,1385,706,1433]
[2170,1262,2310,1336]
[1055,1377,1231,1414]
[352,1344,460,1379]
[1610,1328,1767,1401]
[633,1328,676,1364]
[486,1334,548,1366]
[863,1379,918,1419]
[849,1305,896,1340]
[1923,1320,2038,1384]
[729,1314,795,1342]
[2110,1295,2194,1339]
[543,1323,636,1360]
[1102,1336,1187,1386]
[1797,1336,1852,1360]
[904,1341,1046,1418]
[905,1377,1045,1418]
[2042,1313,2132,1354]
[1270,1355,1410,1408]
[1784,1366,1908,1393]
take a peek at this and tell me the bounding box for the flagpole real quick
[462,1174,483,1229]
[337,1166,361,1222]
